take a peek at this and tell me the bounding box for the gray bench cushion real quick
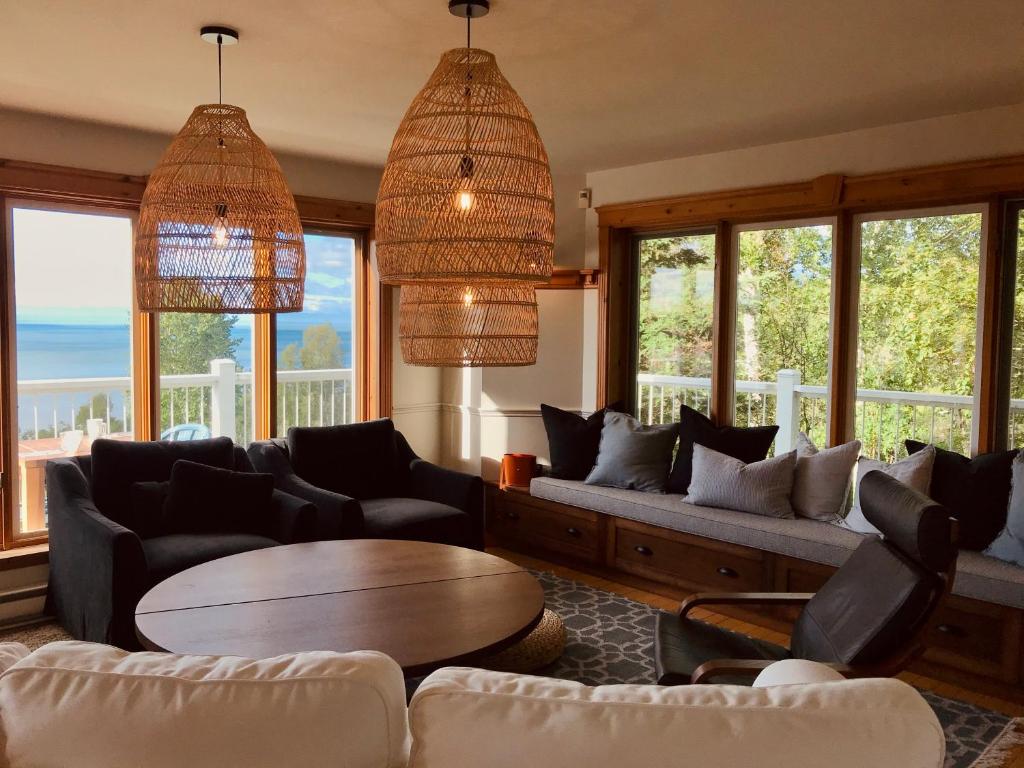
[529,477,1024,610]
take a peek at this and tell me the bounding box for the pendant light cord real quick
[217,33,224,104]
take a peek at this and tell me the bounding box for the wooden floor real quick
[491,546,1024,719]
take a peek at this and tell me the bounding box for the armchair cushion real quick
[128,481,170,539]
[360,498,472,547]
[287,419,408,500]
[142,534,278,585]
[163,460,274,535]
[654,613,789,685]
[91,437,236,527]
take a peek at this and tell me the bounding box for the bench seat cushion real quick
[529,477,1024,610]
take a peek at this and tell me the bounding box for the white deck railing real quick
[637,370,1014,460]
[16,360,354,445]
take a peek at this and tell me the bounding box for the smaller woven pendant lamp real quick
[399,284,538,367]
[135,27,305,313]
[376,0,555,286]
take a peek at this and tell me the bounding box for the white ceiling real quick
[2,0,1023,175]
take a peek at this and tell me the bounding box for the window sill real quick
[0,544,48,571]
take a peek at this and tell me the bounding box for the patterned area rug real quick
[2,571,1021,768]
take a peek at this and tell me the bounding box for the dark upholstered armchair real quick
[655,471,958,684]
[46,437,317,649]
[248,418,485,550]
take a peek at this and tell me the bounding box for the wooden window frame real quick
[598,154,1024,452]
[0,160,378,549]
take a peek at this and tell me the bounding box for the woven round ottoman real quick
[478,609,565,673]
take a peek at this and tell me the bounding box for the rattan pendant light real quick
[135,27,305,313]
[376,0,555,286]
[399,283,538,366]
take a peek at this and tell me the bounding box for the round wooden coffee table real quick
[135,540,545,675]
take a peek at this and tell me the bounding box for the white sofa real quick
[0,642,945,768]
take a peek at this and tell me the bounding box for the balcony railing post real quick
[775,369,801,453]
[209,359,237,442]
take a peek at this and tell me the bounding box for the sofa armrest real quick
[45,459,148,649]
[267,490,317,544]
[248,441,364,539]
[410,459,485,549]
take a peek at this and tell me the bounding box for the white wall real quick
[0,108,383,202]
[389,286,443,463]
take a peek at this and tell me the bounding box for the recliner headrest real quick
[860,470,955,573]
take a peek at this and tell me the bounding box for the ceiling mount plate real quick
[200,26,240,45]
[448,0,490,19]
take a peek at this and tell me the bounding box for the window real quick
[276,232,358,432]
[158,313,255,444]
[854,208,984,460]
[6,203,135,538]
[733,222,834,450]
[635,231,716,424]
[1008,204,1024,446]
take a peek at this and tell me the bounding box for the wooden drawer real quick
[613,520,764,593]
[488,494,603,563]
[921,597,1022,682]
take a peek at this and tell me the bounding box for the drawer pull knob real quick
[505,511,520,520]
[936,623,967,638]
[717,566,738,578]
[566,527,582,538]
[634,545,653,556]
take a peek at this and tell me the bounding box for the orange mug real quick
[499,453,537,490]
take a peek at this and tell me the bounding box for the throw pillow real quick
[162,460,275,535]
[906,440,1017,550]
[791,433,861,521]
[128,480,170,539]
[287,418,406,500]
[842,445,936,535]
[687,444,797,519]
[540,402,624,480]
[667,405,778,494]
[984,453,1024,567]
[90,437,236,527]
[584,412,678,492]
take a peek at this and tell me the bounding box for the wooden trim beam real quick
[597,154,1024,229]
[828,211,857,446]
[710,221,734,424]
[975,197,1005,453]
[537,269,599,290]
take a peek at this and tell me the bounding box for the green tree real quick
[159,313,240,375]
[277,324,343,371]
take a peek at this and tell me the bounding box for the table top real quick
[135,540,546,675]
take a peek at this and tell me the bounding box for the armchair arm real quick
[247,441,363,540]
[680,592,815,618]
[45,459,148,649]
[410,459,485,549]
[266,490,317,544]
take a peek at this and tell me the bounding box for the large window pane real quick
[635,232,715,424]
[9,205,134,536]
[1009,207,1024,446]
[276,232,357,432]
[734,224,833,450]
[856,210,982,460]
[158,313,254,444]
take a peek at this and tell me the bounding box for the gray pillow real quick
[584,412,678,492]
[985,452,1024,567]
[686,444,797,519]
[842,445,935,535]
[792,433,861,521]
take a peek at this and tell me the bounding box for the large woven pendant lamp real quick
[399,284,538,367]
[135,27,305,313]
[376,0,555,286]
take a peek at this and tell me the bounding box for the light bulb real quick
[456,189,475,212]
[212,222,229,248]
[463,287,474,306]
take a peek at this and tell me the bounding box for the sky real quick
[11,208,354,330]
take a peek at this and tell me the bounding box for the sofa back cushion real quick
[687,444,797,518]
[407,668,944,768]
[0,641,409,768]
[584,412,678,492]
[288,419,406,499]
[540,402,623,480]
[162,460,275,535]
[90,438,236,528]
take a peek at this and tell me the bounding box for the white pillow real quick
[791,433,861,521]
[842,445,936,535]
[687,444,797,518]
